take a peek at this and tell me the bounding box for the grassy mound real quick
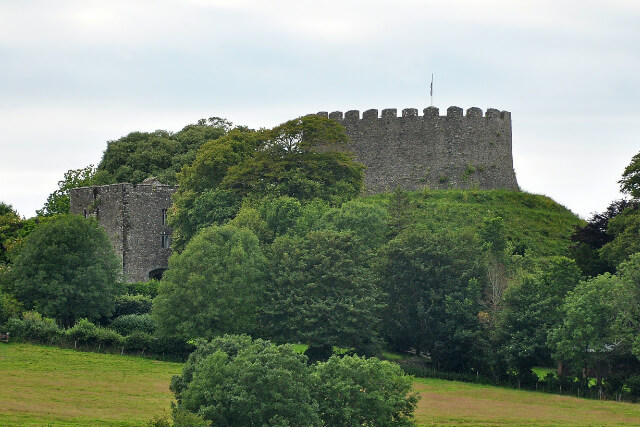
[365,189,584,257]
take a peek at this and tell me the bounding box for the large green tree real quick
[169,116,364,252]
[0,202,22,264]
[376,225,485,371]
[600,205,640,268]
[169,129,264,251]
[171,335,320,426]
[152,225,266,341]
[495,257,581,379]
[96,117,231,186]
[11,215,120,326]
[548,272,627,395]
[619,151,640,199]
[264,229,383,359]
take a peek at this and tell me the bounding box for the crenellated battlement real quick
[317,106,511,121]
[315,106,518,193]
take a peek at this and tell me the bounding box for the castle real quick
[70,106,518,282]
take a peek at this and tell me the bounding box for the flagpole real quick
[430,74,434,107]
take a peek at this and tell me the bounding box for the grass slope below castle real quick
[366,189,584,257]
[3,343,640,426]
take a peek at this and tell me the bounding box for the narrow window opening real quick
[161,232,170,249]
[162,209,168,226]
[83,209,87,218]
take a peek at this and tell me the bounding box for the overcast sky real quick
[1,0,638,219]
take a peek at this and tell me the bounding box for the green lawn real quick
[0,343,181,426]
[2,343,640,426]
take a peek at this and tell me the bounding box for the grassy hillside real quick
[365,189,584,257]
[0,343,181,426]
[413,377,640,426]
[2,343,640,426]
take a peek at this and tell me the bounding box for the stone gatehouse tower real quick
[70,178,176,282]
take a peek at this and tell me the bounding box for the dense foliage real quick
[169,115,365,252]
[10,215,120,326]
[152,225,266,341]
[96,118,231,186]
[169,335,418,426]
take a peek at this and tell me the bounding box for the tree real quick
[613,254,640,361]
[548,273,626,396]
[169,335,419,426]
[170,116,364,252]
[495,257,581,381]
[311,355,419,426]
[171,335,320,426]
[169,129,263,251]
[11,215,120,326]
[152,225,266,342]
[37,165,96,216]
[619,151,640,199]
[264,230,383,359]
[376,225,485,371]
[570,199,638,276]
[600,205,640,268]
[96,118,231,186]
[0,202,22,264]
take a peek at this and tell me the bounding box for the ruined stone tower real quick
[318,106,518,192]
[70,178,176,283]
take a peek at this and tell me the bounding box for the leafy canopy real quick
[263,229,383,359]
[11,215,120,326]
[96,117,231,186]
[169,116,364,252]
[170,335,419,426]
[152,225,266,341]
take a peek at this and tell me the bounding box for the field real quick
[0,343,181,426]
[3,343,640,426]
[413,378,640,426]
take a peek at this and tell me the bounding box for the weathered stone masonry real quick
[70,181,176,283]
[317,106,518,193]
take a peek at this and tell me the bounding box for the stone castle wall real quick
[316,106,518,192]
[70,182,176,283]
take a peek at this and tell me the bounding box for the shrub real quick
[124,280,160,299]
[95,326,124,349]
[168,335,420,426]
[67,318,99,347]
[5,311,62,343]
[110,314,156,336]
[312,355,419,426]
[124,331,154,353]
[0,290,22,327]
[113,294,153,317]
